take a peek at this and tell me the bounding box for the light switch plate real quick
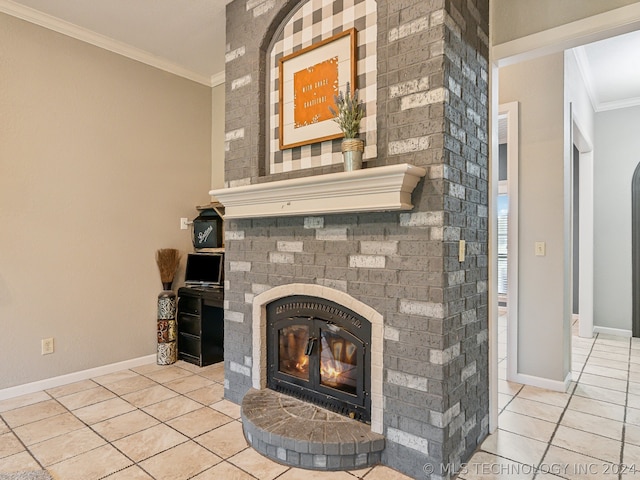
[535,241,546,256]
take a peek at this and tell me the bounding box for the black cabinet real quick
[177,287,224,366]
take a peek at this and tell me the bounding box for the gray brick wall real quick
[223,0,489,478]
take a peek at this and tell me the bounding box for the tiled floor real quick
[0,361,411,480]
[3,318,640,480]
[461,316,640,479]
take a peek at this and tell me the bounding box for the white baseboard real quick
[0,354,156,401]
[508,371,573,393]
[593,326,632,338]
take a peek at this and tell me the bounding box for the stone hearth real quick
[242,389,385,470]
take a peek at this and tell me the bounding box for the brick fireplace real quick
[213,0,490,478]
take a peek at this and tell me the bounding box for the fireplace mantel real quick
[209,163,427,219]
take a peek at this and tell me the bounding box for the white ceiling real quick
[1,0,640,105]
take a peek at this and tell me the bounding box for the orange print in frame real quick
[279,28,357,150]
[293,57,339,128]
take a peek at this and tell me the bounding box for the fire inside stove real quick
[267,296,371,422]
[279,325,358,394]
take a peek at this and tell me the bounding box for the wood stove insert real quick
[267,295,371,422]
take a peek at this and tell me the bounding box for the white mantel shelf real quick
[209,163,427,219]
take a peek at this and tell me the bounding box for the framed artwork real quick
[279,28,357,150]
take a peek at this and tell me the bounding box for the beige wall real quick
[491,0,640,45]
[0,13,212,389]
[499,53,571,382]
[211,83,225,190]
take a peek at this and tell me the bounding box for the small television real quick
[184,253,224,288]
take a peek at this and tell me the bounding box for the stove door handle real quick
[304,337,317,356]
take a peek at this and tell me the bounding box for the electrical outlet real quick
[41,337,54,355]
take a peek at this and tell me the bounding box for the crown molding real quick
[571,47,599,112]
[0,0,212,86]
[210,71,226,87]
[597,96,640,112]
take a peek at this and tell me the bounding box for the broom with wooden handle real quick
[156,248,181,290]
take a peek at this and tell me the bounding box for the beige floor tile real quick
[191,461,257,480]
[629,371,640,384]
[628,393,640,410]
[567,396,625,421]
[542,445,618,480]
[47,444,132,480]
[211,399,241,419]
[104,375,158,396]
[131,363,167,375]
[46,379,98,398]
[497,393,512,410]
[590,347,627,360]
[0,432,25,459]
[195,420,248,458]
[586,356,628,371]
[582,364,628,380]
[174,360,205,373]
[144,365,194,384]
[138,441,221,480]
[481,429,547,466]
[56,386,116,410]
[142,395,203,422]
[560,409,623,441]
[497,410,556,443]
[591,343,629,356]
[628,381,640,396]
[0,391,51,413]
[164,374,215,394]
[73,397,136,425]
[185,383,225,405]
[624,442,640,463]
[121,384,179,408]
[0,451,41,473]
[458,451,534,480]
[573,383,627,405]
[91,409,159,442]
[13,412,84,445]
[517,385,571,408]
[277,468,356,479]
[497,380,523,396]
[167,407,233,437]
[197,363,225,383]
[348,466,372,478]
[365,465,415,480]
[228,447,289,480]
[625,423,640,446]
[626,407,640,426]
[112,423,188,462]
[103,465,154,479]
[578,372,627,391]
[551,425,622,463]
[93,369,140,386]
[29,426,106,466]
[504,397,564,423]
[0,419,9,434]
[1,400,66,428]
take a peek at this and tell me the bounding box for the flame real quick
[295,355,308,372]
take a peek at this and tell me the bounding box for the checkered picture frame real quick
[268,0,377,174]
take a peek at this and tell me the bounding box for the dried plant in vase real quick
[155,248,181,291]
[329,82,366,171]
